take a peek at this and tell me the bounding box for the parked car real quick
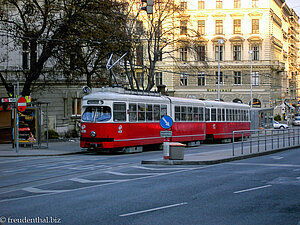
[273,121,289,129]
[293,117,300,126]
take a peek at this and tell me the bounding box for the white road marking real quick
[229,162,300,168]
[0,165,216,203]
[132,165,189,171]
[119,202,188,217]
[70,178,129,183]
[234,185,272,194]
[270,156,283,160]
[105,171,161,176]
[23,187,66,194]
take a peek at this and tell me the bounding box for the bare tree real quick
[0,0,130,96]
[122,0,183,91]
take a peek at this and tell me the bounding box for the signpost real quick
[15,96,27,153]
[160,115,173,160]
[17,97,27,112]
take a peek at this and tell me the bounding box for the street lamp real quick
[217,39,224,100]
[249,50,253,108]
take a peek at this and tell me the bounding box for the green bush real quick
[47,129,59,139]
[274,114,281,122]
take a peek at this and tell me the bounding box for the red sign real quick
[17,97,27,112]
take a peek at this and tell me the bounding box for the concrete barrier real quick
[169,142,185,160]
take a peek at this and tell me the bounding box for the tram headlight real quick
[90,131,96,138]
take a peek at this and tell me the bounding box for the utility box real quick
[169,142,185,160]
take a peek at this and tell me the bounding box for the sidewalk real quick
[0,140,83,157]
[141,145,297,165]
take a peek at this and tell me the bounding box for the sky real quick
[285,0,300,17]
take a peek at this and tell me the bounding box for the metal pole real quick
[217,39,224,100]
[249,50,253,108]
[16,80,19,153]
[232,131,235,156]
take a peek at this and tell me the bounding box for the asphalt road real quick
[0,145,299,225]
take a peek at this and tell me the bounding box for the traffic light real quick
[141,0,153,14]
[7,83,14,97]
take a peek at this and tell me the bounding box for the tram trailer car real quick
[204,101,250,141]
[80,88,250,152]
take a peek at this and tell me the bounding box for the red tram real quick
[80,88,250,152]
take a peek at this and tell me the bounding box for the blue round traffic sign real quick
[160,115,173,129]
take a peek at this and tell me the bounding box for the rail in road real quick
[232,128,300,156]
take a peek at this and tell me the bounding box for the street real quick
[0,145,299,225]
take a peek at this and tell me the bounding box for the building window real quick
[22,41,29,70]
[252,0,258,8]
[180,20,187,35]
[155,72,163,86]
[215,45,223,61]
[233,19,241,34]
[157,50,162,61]
[251,45,259,60]
[180,1,187,10]
[198,20,205,35]
[136,45,143,66]
[180,47,188,61]
[233,45,241,61]
[234,0,241,8]
[180,73,188,86]
[72,98,81,116]
[251,71,259,86]
[216,0,223,9]
[197,45,206,61]
[215,20,223,34]
[136,72,144,88]
[252,19,259,34]
[136,20,143,34]
[215,71,223,84]
[198,0,205,9]
[234,71,242,85]
[198,72,205,86]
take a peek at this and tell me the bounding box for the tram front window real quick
[82,106,111,122]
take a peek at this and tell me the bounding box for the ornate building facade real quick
[150,0,299,108]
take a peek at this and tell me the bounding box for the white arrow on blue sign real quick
[160,115,173,129]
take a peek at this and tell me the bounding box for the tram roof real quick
[83,91,169,103]
[203,100,250,109]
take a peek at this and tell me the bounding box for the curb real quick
[141,146,296,165]
[0,151,84,157]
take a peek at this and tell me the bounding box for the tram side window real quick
[146,104,153,121]
[199,107,204,121]
[113,103,126,122]
[234,109,238,121]
[175,106,180,121]
[211,108,216,121]
[226,109,229,121]
[187,107,193,121]
[230,109,233,121]
[222,108,225,121]
[193,107,199,121]
[217,108,222,121]
[243,110,246,121]
[205,108,210,121]
[129,103,137,122]
[138,103,145,121]
[181,106,187,121]
[154,105,161,121]
[161,105,167,117]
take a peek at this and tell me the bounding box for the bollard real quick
[163,141,170,160]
